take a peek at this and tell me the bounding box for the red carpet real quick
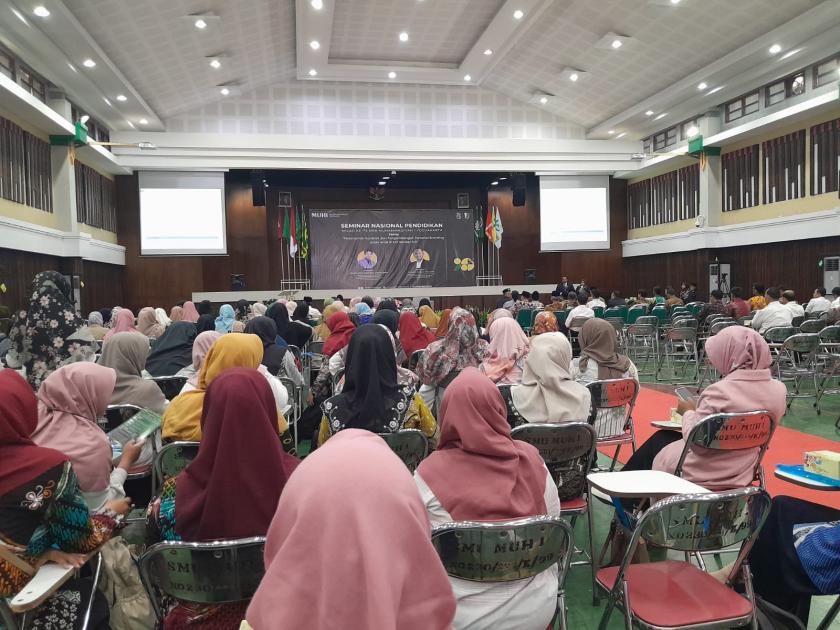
[599,387,840,510]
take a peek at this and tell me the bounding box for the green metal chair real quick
[516,308,533,333]
[593,306,605,319]
[605,306,628,320]
[625,305,647,326]
[554,310,568,329]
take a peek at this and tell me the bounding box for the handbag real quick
[97,537,157,630]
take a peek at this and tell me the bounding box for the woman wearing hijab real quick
[181,301,200,323]
[214,304,236,333]
[288,303,314,346]
[399,311,437,358]
[169,305,185,322]
[146,321,198,378]
[175,330,221,388]
[196,300,213,317]
[415,368,560,630]
[249,302,268,319]
[98,332,167,414]
[373,308,406,365]
[163,334,289,442]
[416,307,488,411]
[318,325,436,446]
[137,307,165,339]
[0,369,131,628]
[99,307,113,326]
[377,299,399,313]
[571,318,637,384]
[506,333,591,425]
[245,316,303,386]
[195,313,215,333]
[87,311,109,341]
[480,317,529,385]
[233,299,250,321]
[309,311,358,407]
[313,301,343,341]
[155,307,172,329]
[6,271,98,389]
[434,308,452,338]
[32,362,142,510]
[532,311,559,336]
[103,308,139,344]
[244,430,456,630]
[148,369,299,629]
[486,308,514,333]
[354,302,374,325]
[418,304,440,331]
[267,302,291,346]
[622,326,787,489]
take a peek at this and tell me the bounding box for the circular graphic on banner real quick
[453,257,475,272]
[410,248,430,270]
[357,250,378,269]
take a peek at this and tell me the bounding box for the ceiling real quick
[5,0,837,134]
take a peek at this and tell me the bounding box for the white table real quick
[588,470,710,500]
[774,466,840,491]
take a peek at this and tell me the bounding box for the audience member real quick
[532,310,559,335]
[287,303,315,346]
[832,287,840,308]
[529,291,545,309]
[249,302,268,320]
[697,289,727,324]
[398,311,438,358]
[805,287,832,316]
[214,304,236,333]
[267,301,292,344]
[572,318,637,384]
[480,317,529,384]
[145,321,198,377]
[545,293,566,312]
[587,289,606,309]
[154,307,172,329]
[751,286,793,334]
[776,290,804,319]
[181,301,200,322]
[416,368,560,630]
[664,287,683,307]
[434,308,452,338]
[486,307,514,333]
[104,308,139,343]
[87,311,108,341]
[496,288,512,309]
[681,282,698,303]
[169,305,184,322]
[137,307,165,338]
[652,286,666,305]
[98,332,167,414]
[502,289,519,310]
[245,316,303,386]
[354,302,374,325]
[749,283,767,311]
[195,313,215,333]
[555,276,575,295]
[565,292,595,331]
[175,330,221,387]
[607,291,626,308]
[725,286,750,319]
[418,303,440,330]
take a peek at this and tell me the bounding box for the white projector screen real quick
[539,175,610,251]
[139,171,227,256]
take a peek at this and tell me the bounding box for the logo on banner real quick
[453,257,475,272]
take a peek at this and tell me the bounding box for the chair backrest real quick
[605,317,624,334]
[705,313,727,326]
[587,378,639,440]
[139,537,266,618]
[782,333,821,356]
[666,327,697,342]
[636,315,658,328]
[708,320,738,335]
[408,349,425,371]
[516,309,533,328]
[626,323,655,337]
[154,441,200,482]
[672,317,698,329]
[567,316,590,330]
[791,315,805,328]
[553,310,568,326]
[800,318,826,333]
[101,404,143,432]
[377,429,429,472]
[651,306,668,322]
[511,422,596,497]
[626,305,647,325]
[592,306,605,318]
[308,340,324,355]
[431,516,573,583]
[674,410,775,485]
[737,315,753,326]
[150,376,188,401]
[763,325,796,343]
[604,307,626,320]
[819,325,840,343]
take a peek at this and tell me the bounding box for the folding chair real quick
[775,333,821,411]
[596,487,771,630]
[139,537,266,627]
[377,429,429,472]
[586,378,639,471]
[432,516,575,630]
[511,423,599,602]
[567,316,591,333]
[625,304,647,326]
[516,308,534,334]
[624,323,656,374]
[554,310,568,330]
[0,317,11,336]
[592,306,605,319]
[657,327,699,383]
[763,325,796,355]
[149,376,187,401]
[152,441,199,495]
[280,376,301,448]
[686,301,704,316]
[604,306,627,320]
[307,340,325,373]
[791,315,806,328]
[408,349,425,371]
[800,318,827,333]
[101,404,144,432]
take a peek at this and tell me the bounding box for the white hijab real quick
[155,307,172,328]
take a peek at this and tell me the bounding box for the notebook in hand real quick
[108,408,161,449]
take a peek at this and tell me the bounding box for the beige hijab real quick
[510,332,591,423]
[137,307,165,339]
[97,331,167,414]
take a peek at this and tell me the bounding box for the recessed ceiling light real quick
[569,72,579,82]
[539,96,548,104]
[768,43,782,54]
[310,0,323,8]
[645,110,654,116]
[310,40,320,50]
[491,181,499,186]
[309,69,318,77]
[116,94,127,101]
[378,181,386,185]
[686,125,699,137]
[616,132,627,138]
[33,6,50,17]
[194,18,207,29]
[220,87,230,96]
[611,39,623,49]
[388,71,396,79]
[706,85,724,95]
[464,74,472,81]
[483,49,493,55]
[82,58,96,68]
[382,176,390,180]
[398,31,409,42]
[11,8,28,24]
[126,121,135,129]
[697,81,707,90]
[67,62,77,72]
[139,118,149,125]
[670,0,681,4]
[103,97,112,106]
[654,112,667,120]
[209,58,222,69]
[608,130,615,134]
[513,9,524,19]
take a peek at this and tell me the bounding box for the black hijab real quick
[197,300,213,317]
[99,307,112,325]
[372,309,399,335]
[418,298,431,309]
[145,321,197,377]
[244,316,287,376]
[329,325,400,432]
[267,303,291,339]
[234,299,249,320]
[377,299,399,313]
[196,314,215,333]
[291,303,310,323]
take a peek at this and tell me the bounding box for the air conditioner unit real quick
[824,256,840,291]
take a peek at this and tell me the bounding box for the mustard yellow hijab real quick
[162,334,285,441]
[418,305,440,330]
[315,302,344,341]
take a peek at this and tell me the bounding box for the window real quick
[642,137,652,155]
[725,91,759,122]
[763,130,806,203]
[75,161,117,232]
[811,118,839,195]
[652,126,678,152]
[814,55,839,88]
[0,116,53,212]
[17,64,46,102]
[628,164,699,229]
[679,119,699,141]
[0,48,13,79]
[765,72,806,107]
[722,145,760,211]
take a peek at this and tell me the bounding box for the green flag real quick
[473,206,485,242]
[299,207,309,259]
[282,207,290,243]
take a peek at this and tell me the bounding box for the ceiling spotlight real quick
[654,112,667,120]
[116,94,127,101]
[33,6,50,17]
[209,58,222,69]
[11,7,28,23]
[780,48,801,60]
[310,40,320,50]
[388,71,396,79]
[491,181,499,186]
[67,63,77,72]
[569,72,579,82]
[194,18,207,29]
[608,130,615,135]
[398,31,409,42]
[616,132,627,138]
[308,68,318,76]
[483,48,493,55]
[611,39,622,49]
[126,121,135,129]
[391,170,396,175]
[768,43,781,54]
[139,118,149,125]
[310,0,323,8]
[80,115,90,124]
[103,97,112,106]
[464,74,471,81]
[670,0,681,4]
[378,181,386,185]
[686,125,699,137]
[82,58,96,68]
[706,85,724,95]
[513,9,524,19]
[645,110,654,116]
[382,176,390,180]
[220,87,230,95]
[697,81,707,90]
[539,96,548,104]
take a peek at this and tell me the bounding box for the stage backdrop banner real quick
[308,209,476,289]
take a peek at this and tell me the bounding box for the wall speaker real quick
[231,274,246,291]
[512,174,526,207]
[251,170,266,207]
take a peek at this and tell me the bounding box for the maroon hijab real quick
[398,311,437,357]
[175,368,299,540]
[0,369,67,496]
[417,367,547,521]
[322,311,356,357]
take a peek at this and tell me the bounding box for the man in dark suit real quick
[496,288,512,309]
[554,276,574,296]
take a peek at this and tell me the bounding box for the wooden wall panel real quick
[80,260,124,313]
[0,247,62,315]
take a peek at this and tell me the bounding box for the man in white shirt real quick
[779,290,805,319]
[565,292,595,331]
[587,289,606,309]
[752,287,793,334]
[831,287,840,309]
[303,296,321,320]
[805,287,832,316]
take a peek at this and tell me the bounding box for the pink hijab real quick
[169,306,184,322]
[706,325,772,375]
[31,363,115,493]
[417,368,547,521]
[181,301,200,323]
[136,307,165,339]
[246,430,456,630]
[103,308,137,343]
[188,331,222,387]
[480,316,529,384]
